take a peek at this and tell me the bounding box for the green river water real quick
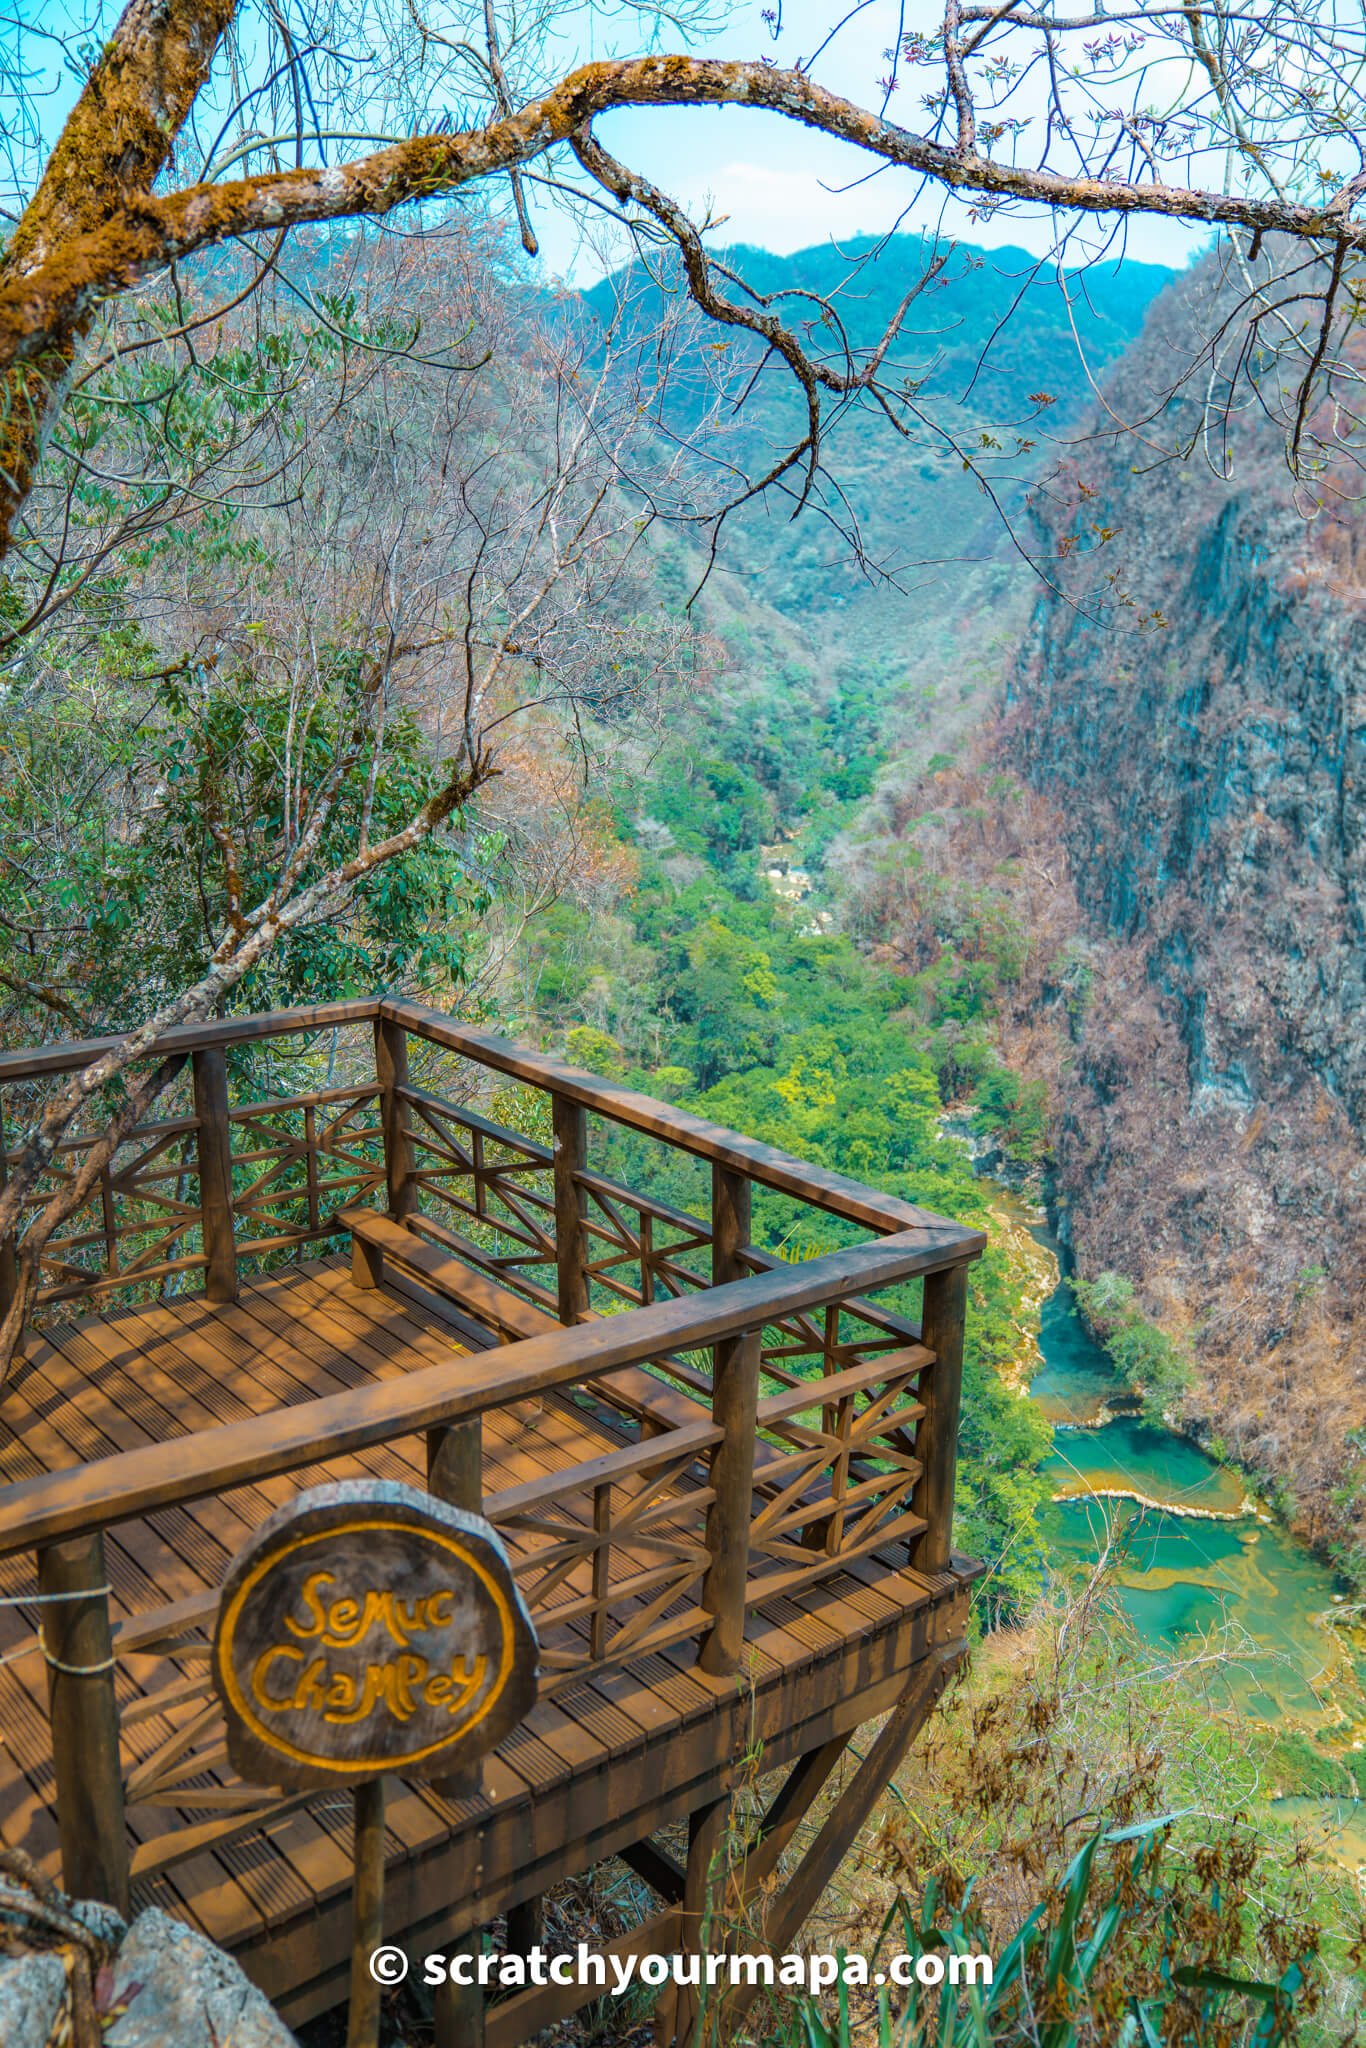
[1021,1210,1366,1870]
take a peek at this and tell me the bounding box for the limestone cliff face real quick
[1002,264,1366,1560]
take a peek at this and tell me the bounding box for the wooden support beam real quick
[505,1895,544,1955]
[911,1265,969,1575]
[552,1093,590,1326]
[683,1795,729,1947]
[436,1933,486,2048]
[670,1793,731,2045]
[484,1910,681,2048]
[376,1016,415,1221]
[38,1532,129,1917]
[191,1044,237,1304]
[620,1835,686,1904]
[351,1218,384,1289]
[346,1776,386,2048]
[698,1324,761,1678]
[726,1643,965,2022]
[728,1734,853,1917]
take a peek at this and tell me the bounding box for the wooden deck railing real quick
[0,1000,984,1916]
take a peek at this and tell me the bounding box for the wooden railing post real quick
[0,1091,17,1332]
[375,1015,415,1220]
[552,1093,590,1326]
[696,1163,759,1677]
[698,1323,761,1678]
[427,1393,489,2039]
[711,1162,751,1286]
[192,1045,237,1304]
[38,1532,130,1916]
[428,1415,482,1515]
[911,1262,969,1576]
[428,1409,484,1811]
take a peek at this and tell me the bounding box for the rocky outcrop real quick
[102,1912,297,2048]
[0,1863,296,2048]
[998,256,1366,1568]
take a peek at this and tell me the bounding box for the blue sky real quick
[536,0,1206,281]
[20,0,1206,281]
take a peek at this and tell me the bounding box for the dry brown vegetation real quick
[846,727,1366,1576]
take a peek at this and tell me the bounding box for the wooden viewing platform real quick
[0,1000,983,2040]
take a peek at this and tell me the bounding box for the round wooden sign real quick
[212,1479,537,1789]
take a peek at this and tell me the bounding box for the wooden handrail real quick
[0,997,980,1252]
[0,1226,977,1558]
[0,998,381,1084]
[384,1001,960,1239]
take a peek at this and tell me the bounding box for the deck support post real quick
[910,1264,969,1576]
[38,1532,129,1917]
[192,1045,237,1304]
[505,1895,544,1955]
[376,1015,415,1221]
[727,1734,852,1912]
[552,1094,590,1326]
[435,1933,486,2048]
[698,1321,761,1678]
[346,1774,386,2048]
[724,1645,965,2026]
[668,1792,731,2045]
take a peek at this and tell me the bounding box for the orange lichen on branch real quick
[5,53,1362,383]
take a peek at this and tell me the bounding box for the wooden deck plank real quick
[32,1290,549,1907]
[2,1290,445,1930]
[0,1256,976,2022]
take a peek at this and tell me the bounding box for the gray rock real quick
[102,1909,297,2048]
[67,1895,126,1948]
[0,1949,68,2047]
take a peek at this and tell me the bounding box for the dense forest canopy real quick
[2,0,1363,1367]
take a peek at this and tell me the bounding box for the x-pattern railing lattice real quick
[229,1086,384,1255]
[32,1116,206,1303]
[490,1426,719,1689]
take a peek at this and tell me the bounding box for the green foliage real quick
[529,773,1055,1616]
[649,754,773,858]
[1072,1272,1195,1422]
[566,1025,627,1077]
[766,1818,1322,2046]
[0,645,486,1039]
[971,1068,1050,1169]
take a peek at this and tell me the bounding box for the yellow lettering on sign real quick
[218,1515,521,1777]
[248,1646,492,1723]
[248,1581,492,1730]
[252,1645,303,1708]
[281,1572,463,1650]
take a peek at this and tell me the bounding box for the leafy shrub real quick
[1072,1271,1194,1420]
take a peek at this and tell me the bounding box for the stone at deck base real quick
[0,1951,68,2045]
[0,1901,298,2048]
[103,1910,298,2047]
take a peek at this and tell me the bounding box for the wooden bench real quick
[339,1207,714,1441]
[338,1210,930,1524]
